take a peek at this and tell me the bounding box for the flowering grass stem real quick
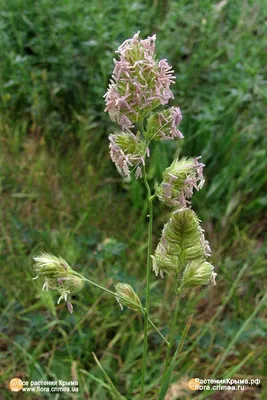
[74,274,141,309]
[140,167,154,399]
[76,274,168,345]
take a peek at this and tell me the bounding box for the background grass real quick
[1,0,266,398]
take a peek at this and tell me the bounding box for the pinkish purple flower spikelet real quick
[104,32,176,129]
[146,107,183,141]
[109,131,148,180]
[156,157,205,209]
[104,32,184,180]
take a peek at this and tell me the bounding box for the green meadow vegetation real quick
[1,0,266,398]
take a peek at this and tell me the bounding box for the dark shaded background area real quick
[0,0,266,398]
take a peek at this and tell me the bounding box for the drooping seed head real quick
[115,283,142,312]
[33,253,71,279]
[33,253,84,313]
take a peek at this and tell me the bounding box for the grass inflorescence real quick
[0,0,266,398]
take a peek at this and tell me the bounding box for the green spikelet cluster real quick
[163,209,206,262]
[109,132,148,180]
[33,253,72,279]
[113,131,146,155]
[182,260,216,288]
[155,157,205,209]
[152,209,216,287]
[115,283,142,312]
[33,253,84,313]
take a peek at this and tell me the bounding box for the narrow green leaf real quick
[158,314,193,400]
[213,293,267,375]
[223,352,254,378]
[92,352,127,400]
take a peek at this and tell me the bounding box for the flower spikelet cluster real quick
[115,283,142,312]
[156,157,205,208]
[104,32,183,180]
[104,31,175,128]
[33,253,84,314]
[152,209,216,287]
[182,260,216,288]
[146,107,183,141]
[109,132,148,179]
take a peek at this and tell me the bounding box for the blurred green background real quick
[1,0,266,398]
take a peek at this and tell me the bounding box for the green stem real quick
[147,316,169,346]
[76,274,168,344]
[161,290,181,383]
[158,314,193,400]
[140,167,153,399]
[76,275,142,310]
